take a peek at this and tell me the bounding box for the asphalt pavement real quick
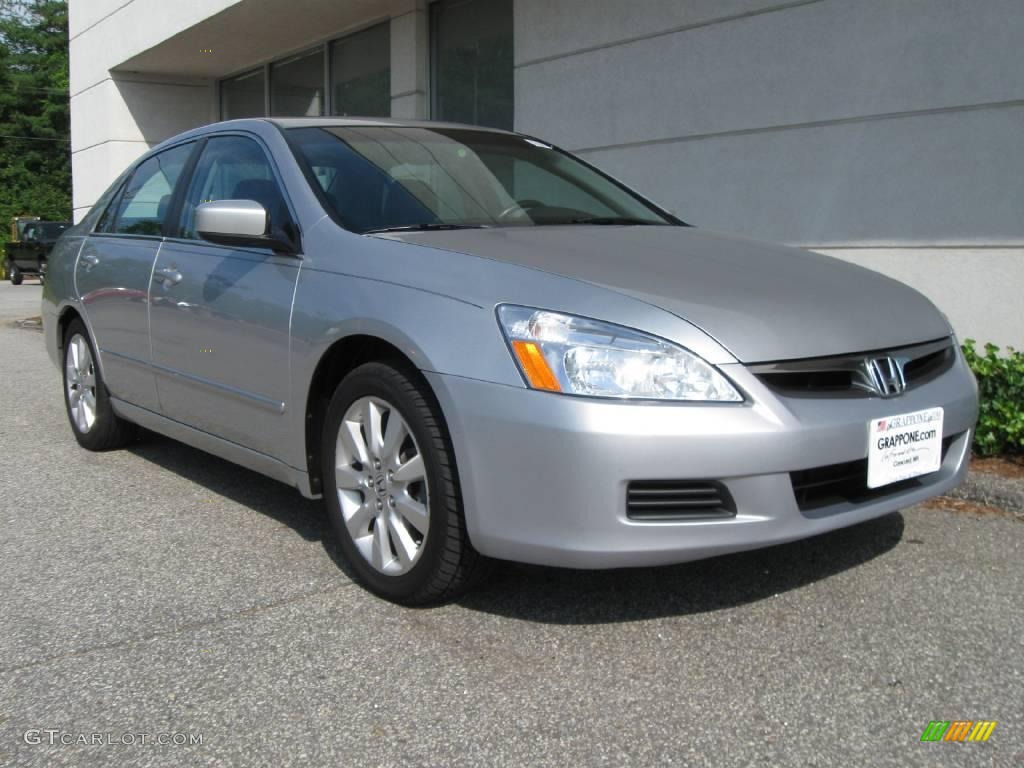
[0,281,1020,767]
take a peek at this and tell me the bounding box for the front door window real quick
[177,136,294,243]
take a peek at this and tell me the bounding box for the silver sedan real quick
[43,118,978,604]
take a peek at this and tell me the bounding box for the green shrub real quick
[961,339,1024,456]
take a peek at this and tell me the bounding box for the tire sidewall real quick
[10,265,22,285]
[321,363,453,602]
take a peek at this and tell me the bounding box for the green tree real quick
[0,0,70,270]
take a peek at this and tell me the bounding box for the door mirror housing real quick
[195,199,298,254]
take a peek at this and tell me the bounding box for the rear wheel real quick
[321,361,489,604]
[9,264,22,285]
[62,319,136,450]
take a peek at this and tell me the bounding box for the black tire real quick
[321,361,490,605]
[62,319,136,451]
[9,264,22,285]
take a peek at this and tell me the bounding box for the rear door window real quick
[102,143,195,236]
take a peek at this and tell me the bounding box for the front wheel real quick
[321,361,489,604]
[9,264,22,285]
[62,319,136,450]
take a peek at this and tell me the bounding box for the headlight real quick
[497,306,742,402]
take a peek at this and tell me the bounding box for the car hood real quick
[388,226,951,362]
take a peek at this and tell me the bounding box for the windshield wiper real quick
[363,223,489,234]
[568,216,659,226]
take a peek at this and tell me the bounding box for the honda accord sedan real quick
[43,118,978,604]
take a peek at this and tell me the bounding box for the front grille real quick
[626,480,735,521]
[750,338,955,398]
[902,345,954,383]
[790,436,955,511]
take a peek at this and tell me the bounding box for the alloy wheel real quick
[65,334,98,433]
[334,396,430,575]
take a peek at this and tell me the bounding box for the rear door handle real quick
[80,252,99,270]
[153,267,183,286]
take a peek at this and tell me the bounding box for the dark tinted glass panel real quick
[221,69,266,119]
[431,0,513,130]
[271,48,324,117]
[287,126,673,233]
[330,23,391,117]
[86,169,130,232]
[94,184,124,233]
[178,136,294,241]
[105,143,194,236]
[38,222,70,239]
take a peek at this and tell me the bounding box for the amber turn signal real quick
[511,341,562,392]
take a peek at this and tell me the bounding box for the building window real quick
[330,22,391,117]
[220,69,265,120]
[219,22,393,120]
[430,0,513,130]
[271,48,325,117]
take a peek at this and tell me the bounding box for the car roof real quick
[154,116,520,147]
[264,116,519,135]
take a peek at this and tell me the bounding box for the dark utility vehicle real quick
[6,220,71,284]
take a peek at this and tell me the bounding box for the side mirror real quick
[195,199,298,254]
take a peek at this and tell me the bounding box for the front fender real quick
[286,267,525,470]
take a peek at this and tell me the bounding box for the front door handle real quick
[153,267,183,286]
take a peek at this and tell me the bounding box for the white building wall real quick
[69,76,215,220]
[514,0,1024,348]
[68,1,235,220]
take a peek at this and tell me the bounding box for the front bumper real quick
[426,347,978,569]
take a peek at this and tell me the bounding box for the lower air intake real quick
[790,435,956,511]
[626,481,736,521]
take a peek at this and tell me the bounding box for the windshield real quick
[287,126,677,234]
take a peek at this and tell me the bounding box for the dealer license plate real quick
[867,407,944,489]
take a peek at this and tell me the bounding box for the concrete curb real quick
[12,316,42,332]
[949,470,1024,516]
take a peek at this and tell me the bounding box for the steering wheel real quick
[497,199,545,221]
